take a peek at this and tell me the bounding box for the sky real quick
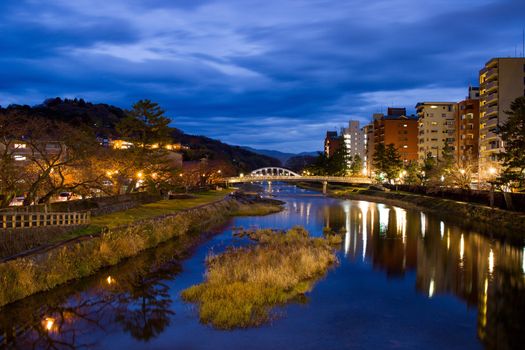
[1,0,525,153]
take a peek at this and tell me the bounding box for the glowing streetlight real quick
[459,168,465,175]
[136,171,143,179]
[488,167,497,175]
[42,317,55,332]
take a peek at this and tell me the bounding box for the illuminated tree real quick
[496,96,525,190]
[373,144,403,183]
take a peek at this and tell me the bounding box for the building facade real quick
[416,102,456,162]
[479,57,525,179]
[362,122,375,176]
[324,131,342,158]
[455,87,480,169]
[341,120,366,169]
[373,108,419,165]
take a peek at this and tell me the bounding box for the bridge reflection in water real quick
[0,187,523,349]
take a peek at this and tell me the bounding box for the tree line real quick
[0,100,230,207]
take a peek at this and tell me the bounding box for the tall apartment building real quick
[362,122,375,176]
[455,87,480,168]
[479,57,525,179]
[324,131,341,158]
[373,108,418,165]
[416,102,456,162]
[341,120,365,168]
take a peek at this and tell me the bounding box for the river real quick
[1,183,524,349]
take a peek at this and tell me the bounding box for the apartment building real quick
[373,108,418,164]
[416,102,456,162]
[362,122,375,176]
[455,87,480,168]
[341,120,366,169]
[324,131,341,158]
[479,57,525,179]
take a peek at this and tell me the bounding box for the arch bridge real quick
[226,167,371,194]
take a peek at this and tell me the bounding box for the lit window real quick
[14,143,26,149]
[14,155,26,161]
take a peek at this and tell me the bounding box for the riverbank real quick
[0,193,284,308]
[294,182,525,243]
[331,188,525,243]
[0,191,228,259]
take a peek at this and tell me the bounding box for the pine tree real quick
[496,96,525,189]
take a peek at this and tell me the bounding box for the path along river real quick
[1,183,524,349]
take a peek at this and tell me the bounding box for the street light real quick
[459,168,465,175]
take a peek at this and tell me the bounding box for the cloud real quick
[1,0,525,152]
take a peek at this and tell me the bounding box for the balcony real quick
[484,80,498,92]
[483,105,498,116]
[485,117,498,128]
[485,68,498,81]
[484,92,498,105]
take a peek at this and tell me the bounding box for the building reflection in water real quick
[321,200,525,350]
[0,192,524,350]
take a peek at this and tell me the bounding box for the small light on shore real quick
[43,317,55,332]
[106,276,114,285]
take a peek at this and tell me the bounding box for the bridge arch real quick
[250,167,300,177]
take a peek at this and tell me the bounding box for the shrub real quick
[181,226,337,329]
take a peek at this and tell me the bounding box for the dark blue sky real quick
[1,0,525,152]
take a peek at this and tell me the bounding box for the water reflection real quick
[0,185,524,349]
[320,199,525,349]
[0,235,185,348]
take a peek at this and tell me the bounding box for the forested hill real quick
[0,98,280,171]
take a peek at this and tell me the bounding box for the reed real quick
[181,226,337,329]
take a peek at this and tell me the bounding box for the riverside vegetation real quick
[0,193,284,307]
[181,226,337,329]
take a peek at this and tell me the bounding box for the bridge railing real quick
[226,175,371,183]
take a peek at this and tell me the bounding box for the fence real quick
[1,211,90,229]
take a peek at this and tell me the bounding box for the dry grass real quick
[0,198,239,308]
[181,226,337,329]
[231,202,284,216]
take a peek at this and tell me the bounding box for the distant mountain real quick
[242,147,319,165]
[1,98,280,172]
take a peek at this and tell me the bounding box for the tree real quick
[420,152,436,184]
[373,144,403,183]
[496,96,525,190]
[115,100,175,193]
[403,161,421,185]
[349,155,363,176]
[117,100,171,149]
[0,111,29,207]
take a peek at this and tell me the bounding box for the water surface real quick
[1,183,524,349]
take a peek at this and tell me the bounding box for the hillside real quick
[242,146,319,165]
[0,98,280,171]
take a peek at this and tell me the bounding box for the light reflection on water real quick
[0,183,524,349]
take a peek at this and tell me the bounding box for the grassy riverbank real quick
[0,193,285,307]
[181,226,337,329]
[0,191,228,259]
